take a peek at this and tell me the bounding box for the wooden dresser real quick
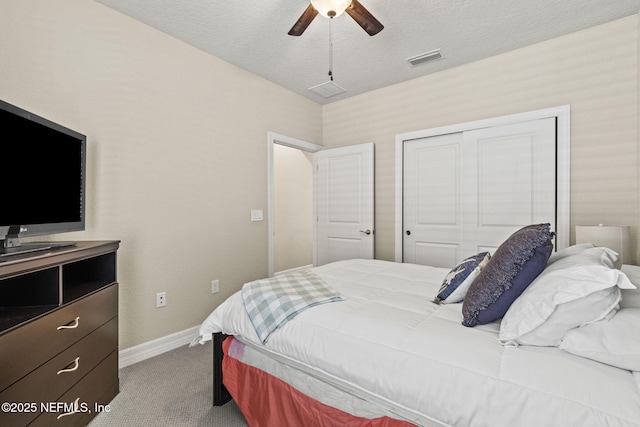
[0,241,119,427]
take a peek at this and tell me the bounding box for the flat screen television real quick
[0,99,86,257]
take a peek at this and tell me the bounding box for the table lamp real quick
[575,224,632,264]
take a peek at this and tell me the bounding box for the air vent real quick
[406,49,443,67]
[308,81,347,98]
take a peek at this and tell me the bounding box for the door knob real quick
[406,230,411,236]
[359,229,372,235]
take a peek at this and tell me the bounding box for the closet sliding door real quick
[403,117,557,268]
[403,133,463,267]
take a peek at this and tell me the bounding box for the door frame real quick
[267,132,323,277]
[394,105,571,262]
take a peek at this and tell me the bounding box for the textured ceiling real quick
[95,0,640,104]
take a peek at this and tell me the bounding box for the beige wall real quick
[0,0,322,349]
[322,15,640,263]
[274,145,313,273]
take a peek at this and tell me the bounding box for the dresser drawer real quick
[28,350,119,427]
[0,318,117,427]
[0,284,117,391]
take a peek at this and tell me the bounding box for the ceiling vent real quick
[308,81,347,98]
[406,49,443,67]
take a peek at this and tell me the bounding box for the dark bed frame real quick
[212,332,232,406]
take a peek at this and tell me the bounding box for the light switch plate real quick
[250,210,263,222]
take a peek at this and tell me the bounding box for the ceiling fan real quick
[288,0,384,37]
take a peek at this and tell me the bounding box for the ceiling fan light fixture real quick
[311,0,352,19]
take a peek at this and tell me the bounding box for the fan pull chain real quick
[328,19,334,81]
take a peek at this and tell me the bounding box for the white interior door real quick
[315,143,374,265]
[403,118,556,267]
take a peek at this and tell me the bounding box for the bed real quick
[193,224,640,426]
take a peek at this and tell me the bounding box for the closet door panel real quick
[461,117,557,259]
[477,136,533,226]
[403,117,557,267]
[403,133,463,267]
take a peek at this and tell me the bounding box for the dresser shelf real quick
[0,240,120,427]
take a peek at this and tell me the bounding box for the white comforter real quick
[196,259,640,427]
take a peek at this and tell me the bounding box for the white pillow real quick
[620,265,640,309]
[499,247,636,346]
[505,287,620,346]
[547,243,594,265]
[560,308,640,371]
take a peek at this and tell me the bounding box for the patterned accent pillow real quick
[433,252,491,304]
[462,224,555,327]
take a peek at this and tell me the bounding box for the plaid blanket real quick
[242,270,344,343]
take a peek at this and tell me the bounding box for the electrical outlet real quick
[156,292,166,308]
[211,279,220,294]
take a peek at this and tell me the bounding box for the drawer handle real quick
[56,397,80,420]
[57,357,80,375]
[57,316,80,330]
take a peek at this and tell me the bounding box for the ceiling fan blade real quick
[288,4,319,36]
[345,0,384,36]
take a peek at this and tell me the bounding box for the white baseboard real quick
[119,325,200,368]
[118,264,313,368]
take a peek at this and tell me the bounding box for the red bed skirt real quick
[222,337,416,427]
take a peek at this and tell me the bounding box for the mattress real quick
[224,337,416,427]
[196,259,640,427]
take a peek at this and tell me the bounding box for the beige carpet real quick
[88,341,248,427]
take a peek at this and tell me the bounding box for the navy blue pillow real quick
[462,224,555,327]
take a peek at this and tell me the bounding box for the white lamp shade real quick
[575,225,632,264]
[311,0,352,18]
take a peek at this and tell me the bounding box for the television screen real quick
[0,100,86,253]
